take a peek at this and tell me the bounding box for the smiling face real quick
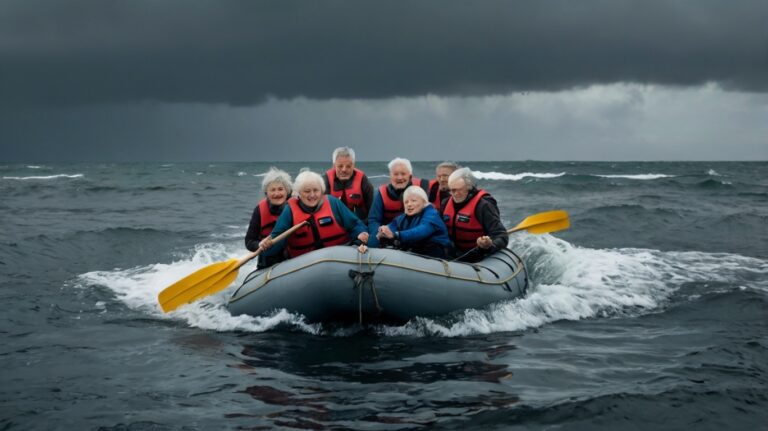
[449,178,470,203]
[265,182,288,206]
[435,166,455,191]
[389,163,411,190]
[334,156,355,181]
[403,194,427,216]
[298,181,323,207]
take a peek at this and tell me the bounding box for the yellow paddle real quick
[158,221,308,313]
[506,209,570,235]
[451,210,570,261]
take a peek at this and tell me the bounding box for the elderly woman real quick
[367,157,430,248]
[442,167,508,262]
[374,186,451,258]
[244,167,293,268]
[259,170,369,258]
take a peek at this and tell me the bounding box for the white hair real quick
[261,167,293,194]
[403,185,429,203]
[436,161,460,171]
[387,157,412,174]
[293,169,326,194]
[332,146,356,163]
[448,167,476,188]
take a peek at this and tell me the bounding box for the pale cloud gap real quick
[1,84,766,161]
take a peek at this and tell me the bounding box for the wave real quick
[593,174,674,180]
[26,165,44,169]
[75,235,768,337]
[697,178,733,188]
[470,171,674,182]
[2,173,84,180]
[473,171,566,181]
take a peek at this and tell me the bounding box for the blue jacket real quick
[263,195,367,257]
[366,187,395,248]
[385,204,451,257]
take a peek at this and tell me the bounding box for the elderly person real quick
[441,167,508,262]
[259,170,369,258]
[375,186,451,258]
[244,167,293,268]
[367,157,430,248]
[323,146,374,221]
[428,161,460,212]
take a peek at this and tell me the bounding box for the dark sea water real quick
[1,161,767,430]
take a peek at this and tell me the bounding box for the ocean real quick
[1,161,766,430]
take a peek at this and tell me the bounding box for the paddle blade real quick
[158,259,239,313]
[509,210,570,235]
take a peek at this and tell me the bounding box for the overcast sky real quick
[1,0,766,161]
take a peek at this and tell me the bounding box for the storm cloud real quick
[2,0,767,107]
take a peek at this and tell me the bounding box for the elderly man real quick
[367,157,430,248]
[428,161,459,211]
[323,146,374,222]
[441,167,508,262]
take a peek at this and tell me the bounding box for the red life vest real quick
[286,197,349,257]
[325,168,365,211]
[443,190,489,251]
[257,199,280,239]
[378,177,424,224]
[427,179,443,210]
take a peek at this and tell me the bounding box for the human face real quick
[435,166,455,191]
[298,181,323,208]
[265,182,288,206]
[449,178,470,203]
[334,156,355,181]
[389,163,411,190]
[403,195,427,216]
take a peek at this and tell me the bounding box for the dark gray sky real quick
[1,0,767,161]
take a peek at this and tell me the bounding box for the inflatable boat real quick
[227,246,528,324]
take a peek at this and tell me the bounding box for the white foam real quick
[381,235,768,337]
[76,242,321,333]
[26,165,44,169]
[237,171,247,177]
[3,174,84,180]
[76,236,768,337]
[594,174,673,180]
[707,169,721,176]
[472,171,566,181]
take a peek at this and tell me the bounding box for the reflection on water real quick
[226,332,521,429]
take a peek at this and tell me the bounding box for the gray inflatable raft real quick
[228,246,528,324]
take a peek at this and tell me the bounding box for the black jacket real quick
[244,199,289,268]
[441,189,508,262]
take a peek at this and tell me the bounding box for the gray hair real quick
[403,185,429,203]
[293,169,326,194]
[448,167,476,188]
[261,167,293,194]
[436,161,460,171]
[332,146,356,163]
[387,157,412,174]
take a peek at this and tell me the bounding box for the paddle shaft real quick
[235,221,308,269]
[451,210,569,261]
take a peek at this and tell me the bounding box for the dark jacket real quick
[441,189,508,262]
[386,204,452,258]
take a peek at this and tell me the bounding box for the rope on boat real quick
[349,252,385,325]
